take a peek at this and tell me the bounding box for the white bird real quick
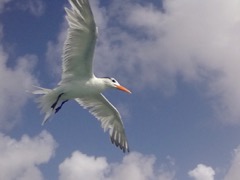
[32,0,131,152]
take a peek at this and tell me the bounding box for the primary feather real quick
[61,0,97,83]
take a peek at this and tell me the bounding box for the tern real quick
[32,0,131,152]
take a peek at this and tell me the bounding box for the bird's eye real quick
[112,79,116,83]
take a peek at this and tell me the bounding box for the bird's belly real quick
[61,81,102,100]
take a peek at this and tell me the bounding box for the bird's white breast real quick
[59,77,106,100]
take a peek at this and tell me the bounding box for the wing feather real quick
[61,0,97,84]
[75,94,130,152]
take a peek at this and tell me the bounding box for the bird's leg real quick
[55,100,68,114]
[51,93,64,110]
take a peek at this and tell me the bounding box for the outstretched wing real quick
[75,94,130,152]
[61,0,97,84]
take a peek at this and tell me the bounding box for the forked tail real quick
[32,86,66,125]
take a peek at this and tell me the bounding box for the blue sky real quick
[1,0,240,179]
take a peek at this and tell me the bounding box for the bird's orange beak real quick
[116,85,132,94]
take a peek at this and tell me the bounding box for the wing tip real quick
[111,136,130,153]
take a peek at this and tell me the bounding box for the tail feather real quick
[42,110,54,125]
[32,85,51,95]
[32,86,59,124]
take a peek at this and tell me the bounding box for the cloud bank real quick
[0,36,37,130]
[224,146,240,180]
[59,151,175,180]
[95,0,240,123]
[0,0,39,130]
[0,55,36,123]
[0,21,37,130]
[0,131,57,180]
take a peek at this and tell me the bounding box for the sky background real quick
[1,0,240,179]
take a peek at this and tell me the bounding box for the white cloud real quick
[0,45,38,129]
[0,130,57,180]
[0,7,38,129]
[224,146,240,180]
[17,0,45,17]
[107,152,175,180]
[59,151,108,180]
[188,164,215,180]
[59,151,175,180]
[0,0,12,12]
[94,0,240,123]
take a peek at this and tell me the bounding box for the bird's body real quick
[58,77,106,99]
[32,0,131,152]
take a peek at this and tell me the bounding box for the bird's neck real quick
[90,77,109,92]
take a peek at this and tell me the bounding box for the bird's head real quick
[103,77,131,94]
